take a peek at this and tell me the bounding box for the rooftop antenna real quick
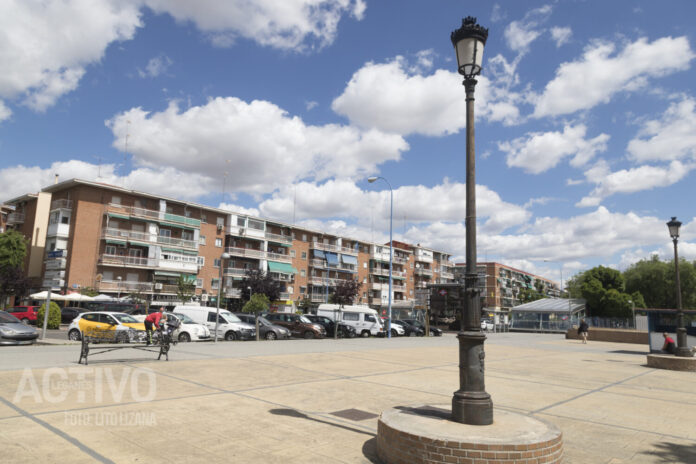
[54,174,59,185]
[293,185,297,225]
[123,120,131,186]
[93,155,103,179]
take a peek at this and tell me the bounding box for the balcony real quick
[225,247,265,259]
[47,222,70,238]
[279,292,291,300]
[7,213,24,224]
[271,273,294,282]
[309,276,341,286]
[103,228,199,250]
[45,258,66,270]
[266,251,292,264]
[227,225,266,240]
[369,268,406,278]
[265,232,293,245]
[106,204,201,229]
[310,294,328,303]
[223,267,248,278]
[414,252,433,263]
[311,241,358,256]
[415,268,433,277]
[51,199,73,210]
[309,259,326,268]
[99,254,198,272]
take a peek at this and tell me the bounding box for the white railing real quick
[339,263,356,272]
[393,256,409,264]
[106,204,201,228]
[279,292,291,300]
[7,213,24,224]
[223,288,242,298]
[370,268,406,278]
[47,223,70,237]
[265,232,293,245]
[99,254,198,272]
[223,267,248,277]
[414,252,433,263]
[310,259,326,268]
[311,295,327,303]
[415,268,433,276]
[104,227,197,249]
[225,247,266,259]
[51,199,73,210]
[309,276,341,286]
[266,251,292,263]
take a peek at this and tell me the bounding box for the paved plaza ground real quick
[0,332,694,463]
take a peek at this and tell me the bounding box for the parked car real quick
[61,306,87,324]
[0,311,39,345]
[234,313,291,340]
[4,306,39,324]
[164,312,211,342]
[173,306,255,341]
[316,304,384,338]
[481,318,494,331]
[263,313,326,339]
[121,307,158,322]
[67,312,146,342]
[395,319,425,337]
[381,317,406,337]
[304,314,357,338]
[401,319,442,337]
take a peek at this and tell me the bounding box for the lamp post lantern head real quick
[221,252,231,260]
[451,16,488,78]
[667,216,681,240]
[367,176,378,183]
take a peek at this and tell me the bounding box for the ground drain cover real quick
[330,408,379,421]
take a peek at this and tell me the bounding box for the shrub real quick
[36,301,61,329]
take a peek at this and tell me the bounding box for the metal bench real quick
[78,327,174,365]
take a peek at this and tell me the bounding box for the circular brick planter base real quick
[647,354,696,372]
[377,405,562,464]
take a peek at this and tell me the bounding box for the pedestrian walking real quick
[578,319,589,344]
[144,307,166,345]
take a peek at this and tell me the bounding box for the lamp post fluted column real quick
[450,16,493,425]
[667,217,693,357]
[368,176,393,339]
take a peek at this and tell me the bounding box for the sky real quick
[1,0,695,287]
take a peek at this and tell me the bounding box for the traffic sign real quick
[438,289,448,296]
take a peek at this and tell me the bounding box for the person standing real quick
[144,307,166,345]
[578,319,589,344]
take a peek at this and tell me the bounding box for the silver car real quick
[0,311,39,345]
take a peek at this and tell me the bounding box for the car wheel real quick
[225,331,237,341]
[391,329,398,337]
[21,318,29,324]
[265,331,277,340]
[303,331,315,339]
[178,332,191,343]
[68,329,81,341]
[417,331,425,337]
[361,330,370,338]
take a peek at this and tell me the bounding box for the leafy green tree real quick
[80,287,100,297]
[298,296,312,314]
[36,301,61,329]
[176,275,195,303]
[517,286,544,304]
[572,265,635,317]
[624,256,696,309]
[242,293,270,341]
[0,230,27,271]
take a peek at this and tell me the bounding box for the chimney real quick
[54,174,59,185]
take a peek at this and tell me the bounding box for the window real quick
[365,314,376,323]
[363,292,367,298]
[214,258,221,268]
[111,196,121,205]
[198,256,205,267]
[363,262,367,269]
[211,278,220,289]
[300,269,306,277]
[131,223,145,232]
[185,210,191,217]
[300,286,306,294]
[237,217,246,227]
[105,245,117,255]
[166,206,174,214]
[248,219,264,230]
[301,251,307,260]
[159,228,171,238]
[217,217,225,227]
[363,278,367,283]
[195,279,203,288]
[302,234,307,242]
[215,238,222,247]
[201,213,207,223]
[287,286,293,294]
[409,290,414,296]
[182,230,193,241]
[207,312,220,323]
[290,250,296,258]
[410,263,414,268]
[343,313,359,321]
[103,271,114,281]
[199,235,206,245]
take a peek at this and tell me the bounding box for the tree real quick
[298,296,312,314]
[331,279,361,307]
[80,287,100,297]
[572,265,635,317]
[242,293,270,341]
[0,266,29,308]
[624,255,696,309]
[176,275,195,303]
[0,230,28,307]
[128,283,150,304]
[517,286,544,304]
[241,269,282,302]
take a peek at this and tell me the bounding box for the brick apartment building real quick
[4,179,457,311]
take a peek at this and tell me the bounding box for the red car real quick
[5,306,39,324]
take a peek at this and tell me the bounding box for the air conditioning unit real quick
[238,227,245,235]
[217,224,224,231]
[154,283,163,290]
[201,294,208,302]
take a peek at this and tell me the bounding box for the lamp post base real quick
[676,328,694,357]
[451,331,493,425]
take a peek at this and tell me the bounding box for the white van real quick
[173,306,255,341]
[316,304,383,337]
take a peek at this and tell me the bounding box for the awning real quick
[154,271,181,277]
[105,239,127,245]
[268,261,297,274]
[313,249,325,259]
[107,212,130,220]
[340,254,358,265]
[159,221,197,230]
[325,252,338,265]
[161,247,198,255]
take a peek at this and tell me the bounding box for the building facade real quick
[5,179,457,310]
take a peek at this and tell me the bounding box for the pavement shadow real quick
[269,408,375,437]
[641,441,696,463]
[394,405,451,420]
[361,438,381,463]
[610,350,648,355]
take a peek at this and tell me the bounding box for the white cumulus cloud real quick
[550,26,572,47]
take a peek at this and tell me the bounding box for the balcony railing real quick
[106,204,201,228]
[223,267,248,277]
[266,251,292,263]
[7,213,24,224]
[225,247,266,259]
[103,228,198,250]
[414,253,433,263]
[369,268,406,278]
[309,276,342,286]
[415,268,433,276]
[279,292,291,300]
[51,199,73,210]
[310,294,328,303]
[310,259,326,268]
[310,241,358,255]
[265,232,293,245]
[99,254,198,272]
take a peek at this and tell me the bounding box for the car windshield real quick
[299,316,312,324]
[258,316,270,326]
[111,314,139,323]
[175,313,195,324]
[0,312,20,323]
[222,313,241,323]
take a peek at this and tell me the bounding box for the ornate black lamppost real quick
[667,217,694,357]
[450,17,493,425]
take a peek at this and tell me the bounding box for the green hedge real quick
[36,301,61,329]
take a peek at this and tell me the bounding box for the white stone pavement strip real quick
[0,333,694,463]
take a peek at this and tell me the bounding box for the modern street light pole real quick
[214,252,231,343]
[667,217,693,357]
[368,176,393,340]
[116,276,122,300]
[450,16,493,425]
